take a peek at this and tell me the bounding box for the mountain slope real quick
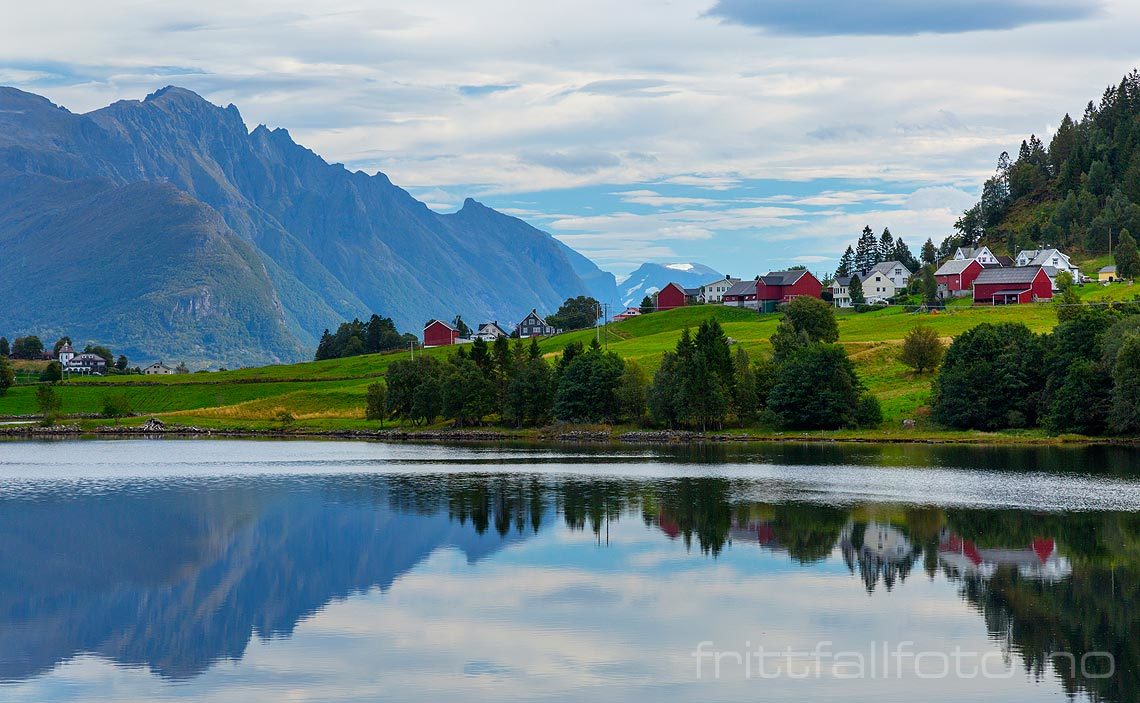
[617,262,724,306]
[0,86,617,364]
[952,70,1140,259]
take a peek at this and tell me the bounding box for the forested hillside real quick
[952,70,1140,258]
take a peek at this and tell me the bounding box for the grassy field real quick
[0,294,1123,438]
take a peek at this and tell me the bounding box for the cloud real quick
[705,0,1102,36]
[457,83,518,97]
[521,148,622,174]
[574,78,673,97]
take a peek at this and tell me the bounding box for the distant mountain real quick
[0,86,618,366]
[617,262,724,307]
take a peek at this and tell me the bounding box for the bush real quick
[899,325,945,374]
[767,343,861,429]
[0,356,13,396]
[931,323,1046,430]
[101,394,132,421]
[365,382,388,423]
[36,385,61,425]
[854,394,883,428]
[40,361,62,382]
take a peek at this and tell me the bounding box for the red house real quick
[973,266,1053,305]
[423,319,460,347]
[756,270,822,302]
[935,259,984,298]
[655,282,688,311]
[722,279,759,307]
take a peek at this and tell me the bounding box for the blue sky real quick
[2,0,1137,277]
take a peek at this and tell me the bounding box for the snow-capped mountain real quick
[616,262,725,307]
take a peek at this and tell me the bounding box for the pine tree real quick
[640,295,655,315]
[892,238,919,272]
[0,337,8,357]
[921,238,938,266]
[854,226,878,272]
[837,246,855,277]
[878,228,895,263]
[849,274,865,306]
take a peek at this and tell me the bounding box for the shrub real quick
[854,394,883,428]
[767,343,861,429]
[899,325,945,374]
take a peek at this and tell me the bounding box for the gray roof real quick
[935,259,978,276]
[869,260,911,276]
[1017,248,1073,267]
[974,266,1048,285]
[683,287,700,296]
[760,270,808,286]
[1100,265,1117,273]
[832,275,854,287]
[957,247,979,259]
[724,280,757,297]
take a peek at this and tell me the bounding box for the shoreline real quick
[1,422,1135,448]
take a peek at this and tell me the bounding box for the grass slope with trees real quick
[4,282,1137,442]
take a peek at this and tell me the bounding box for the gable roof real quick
[477,321,508,335]
[1100,265,1118,273]
[869,260,911,276]
[935,259,980,276]
[424,318,457,332]
[700,276,740,288]
[683,287,700,296]
[832,275,854,287]
[1017,248,1073,267]
[760,269,809,286]
[724,280,758,297]
[974,266,1049,286]
[519,308,549,326]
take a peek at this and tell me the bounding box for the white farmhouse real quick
[697,276,740,304]
[1015,249,1080,287]
[953,246,1000,266]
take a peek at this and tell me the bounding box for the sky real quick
[2,0,1138,278]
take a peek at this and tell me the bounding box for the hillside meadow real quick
[7,287,1128,440]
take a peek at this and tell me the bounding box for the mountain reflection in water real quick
[0,440,1137,703]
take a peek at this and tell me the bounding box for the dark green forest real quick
[950,70,1140,258]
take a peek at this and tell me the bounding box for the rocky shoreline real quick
[1,418,1133,447]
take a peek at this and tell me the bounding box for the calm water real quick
[0,440,1138,703]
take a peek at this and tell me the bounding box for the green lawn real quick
[0,301,1077,430]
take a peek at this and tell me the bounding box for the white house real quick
[472,321,509,342]
[697,276,741,304]
[868,260,912,289]
[1015,249,1080,287]
[859,268,899,303]
[953,246,1000,266]
[829,275,854,308]
[143,362,175,375]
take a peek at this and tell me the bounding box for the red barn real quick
[756,270,822,302]
[935,259,984,298]
[423,319,460,347]
[655,282,688,310]
[723,279,759,307]
[973,266,1053,305]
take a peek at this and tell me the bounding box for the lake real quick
[0,439,1137,702]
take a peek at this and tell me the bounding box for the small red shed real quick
[656,282,688,311]
[423,319,460,347]
[973,266,1053,305]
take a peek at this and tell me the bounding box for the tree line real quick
[930,299,1140,435]
[948,70,1140,265]
[367,298,882,432]
[314,314,418,360]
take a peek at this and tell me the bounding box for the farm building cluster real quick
[422,245,1093,347]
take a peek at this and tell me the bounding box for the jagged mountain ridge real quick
[617,262,724,307]
[0,85,618,365]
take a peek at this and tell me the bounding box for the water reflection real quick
[0,446,1137,702]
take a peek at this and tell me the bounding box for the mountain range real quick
[0,86,619,366]
[617,262,724,307]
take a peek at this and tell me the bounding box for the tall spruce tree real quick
[878,228,895,263]
[921,238,938,266]
[855,226,878,272]
[837,246,855,277]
